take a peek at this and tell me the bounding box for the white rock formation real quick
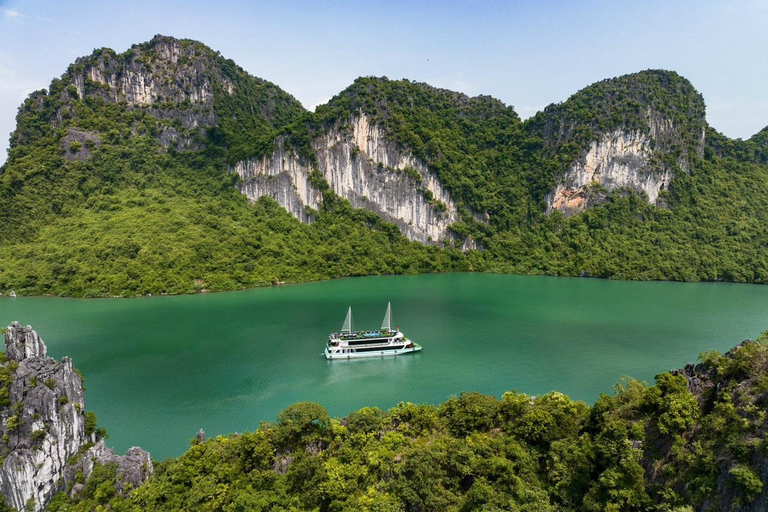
[230,143,321,224]
[547,129,672,215]
[546,109,706,216]
[232,114,470,245]
[71,39,229,107]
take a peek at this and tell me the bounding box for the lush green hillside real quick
[0,37,469,297]
[526,70,706,161]
[2,36,768,297]
[47,335,768,512]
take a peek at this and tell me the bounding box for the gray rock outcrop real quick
[0,322,86,511]
[0,323,153,511]
[64,36,224,153]
[63,440,153,498]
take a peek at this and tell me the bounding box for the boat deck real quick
[331,329,398,340]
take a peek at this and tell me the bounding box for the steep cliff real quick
[547,128,673,214]
[12,34,305,157]
[233,114,467,245]
[527,70,707,215]
[0,323,86,511]
[0,323,152,511]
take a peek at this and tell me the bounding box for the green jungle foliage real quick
[45,338,768,512]
[2,36,768,297]
[525,70,707,165]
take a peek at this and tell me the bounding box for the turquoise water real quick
[2,274,767,459]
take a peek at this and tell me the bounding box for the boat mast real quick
[342,307,354,333]
[381,302,392,331]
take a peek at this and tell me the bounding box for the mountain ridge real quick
[2,35,768,297]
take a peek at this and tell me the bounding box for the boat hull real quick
[324,344,422,360]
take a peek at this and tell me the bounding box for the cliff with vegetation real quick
[0,323,152,512]
[526,71,706,214]
[1,35,768,297]
[11,326,762,512]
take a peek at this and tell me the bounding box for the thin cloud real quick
[1,8,50,22]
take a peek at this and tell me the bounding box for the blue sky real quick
[1,0,766,165]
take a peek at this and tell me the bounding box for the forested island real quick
[1,35,767,298]
[2,323,768,511]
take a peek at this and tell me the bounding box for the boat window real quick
[355,345,403,352]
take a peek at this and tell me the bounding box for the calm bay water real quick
[2,273,768,459]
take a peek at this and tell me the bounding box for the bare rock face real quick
[0,322,86,511]
[232,113,477,247]
[547,129,672,214]
[546,112,705,215]
[117,447,154,494]
[62,35,229,153]
[231,140,322,224]
[61,128,101,162]
[63,440,153,498]
[4,323,48,361]
[0,323,153,511]
[70,36,223,108]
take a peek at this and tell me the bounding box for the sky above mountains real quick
[1,0,766,166]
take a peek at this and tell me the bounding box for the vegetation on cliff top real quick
[1,35,768,297]
[45,335,768,512]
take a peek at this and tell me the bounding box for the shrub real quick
[730,464,763,500]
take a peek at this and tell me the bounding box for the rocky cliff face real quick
[63,439,153,499]
[547,129,672,214]
[63,36,224,152]
[528,71,707,216]
[0,322,86,511]
[17,34,304,156]
[231,141,321,224]
[546,113,705,215]
[70,37,224,107]
[0,323,152,511]
[233,114,471,246]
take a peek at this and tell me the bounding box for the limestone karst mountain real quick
[1,35,768,297]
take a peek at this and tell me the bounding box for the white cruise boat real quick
[324,303,422,359]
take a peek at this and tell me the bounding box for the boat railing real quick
[331,329,398,339]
